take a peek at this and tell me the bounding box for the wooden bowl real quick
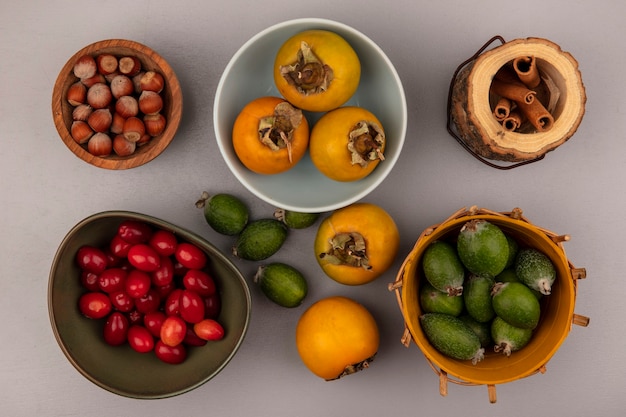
[52,39,182,169]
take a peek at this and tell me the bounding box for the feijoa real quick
[196,191,249,236]
[419,281,464,316]
[496,268,542,299]
[233,219,288,261]
[495,268,519,283]
[504,234,519,268]
[254,263,307,307]
[491,282,541,329]
[275,209,320,229]
[420,313,484,364]
[459,314,492,348]
[422,241,465,296]
[515,248,556,296]
[457,220,509,277]
[491,316,533,356]
[463,274,496,323]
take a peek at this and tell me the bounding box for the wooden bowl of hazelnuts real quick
[52,39,182,170]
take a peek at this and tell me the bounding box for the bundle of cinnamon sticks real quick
[491,56,554,133]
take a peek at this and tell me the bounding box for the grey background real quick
[1,0,623,416]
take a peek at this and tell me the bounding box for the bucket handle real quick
[446,35,546,170]
[434,359,547,403]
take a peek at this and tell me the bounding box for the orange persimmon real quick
[309,106,385,182]
[232,96,309,174]
[314,203,399,285]
[296,296,379,380]
[274,30,360,112]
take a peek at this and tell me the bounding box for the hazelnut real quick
[87,108,113,133]
[115,95,139,118]
[86,82,112,109]
[73,55,97,80]
[122,116,146,142]
[66,82,87,106]
[138,90,163,115]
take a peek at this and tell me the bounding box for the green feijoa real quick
[254,263,307,308]
[504,234,519,268]
[422,241,465,296]
[491,316,533,357]
[515,248,556,296]
[196,191,249,236]
[463,274,496,323]
[419,281,464,316]
[496,268,519,283]
[457,219,509,277]
[491,282,541,329]
[233,219,288,261]
[459,314,492,348]
[496,268,542,299]
[420,313,485,364]
[274,208,320,229]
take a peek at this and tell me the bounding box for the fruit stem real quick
[325,354,376,381]
[538,279,552,295]
[280,41,333,95]
[348,121,385,167]
[195,191,210,208]
[258,102,304,163]
[319,232,371,270]
[494,342,512,357]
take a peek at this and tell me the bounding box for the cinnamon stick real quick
[513,56,541,88]
[490,78,536,105]
[501,110,524,131]
[515,97,554,132]
[494,97,512,120]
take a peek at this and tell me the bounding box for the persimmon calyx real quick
[280,41,333,95]
[258,102,304,163]
[348,121,385,167]
[318,232,371,270]
[325,354,377,381]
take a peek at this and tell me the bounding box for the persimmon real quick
[309,106,385,182]
[314,203,399,285]
[274,30,360,112]
[232,96,309,174]
[296,296,379,380]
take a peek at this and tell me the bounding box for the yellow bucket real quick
[390,206,589,403]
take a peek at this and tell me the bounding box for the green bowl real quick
[48,211,251,398]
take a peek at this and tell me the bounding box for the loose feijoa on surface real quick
[422,241,465,296]
[491,316,533,356]
[515,248,556,296]
[420,313,485,364]
[274,208,320,229]
[459,314,493,348]
[254,263,308,308]
[457,220,509,277]
[232,219,288,261]
[419,281,464,316]
[196,191,249,236]
[463,274,496,323]
[491,282,541,330]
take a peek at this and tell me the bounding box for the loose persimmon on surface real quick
[314,203,399,285]
[274,30,360,112]
[295,296,379,380]
[232,96,309,174]
[309,106,386,182]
